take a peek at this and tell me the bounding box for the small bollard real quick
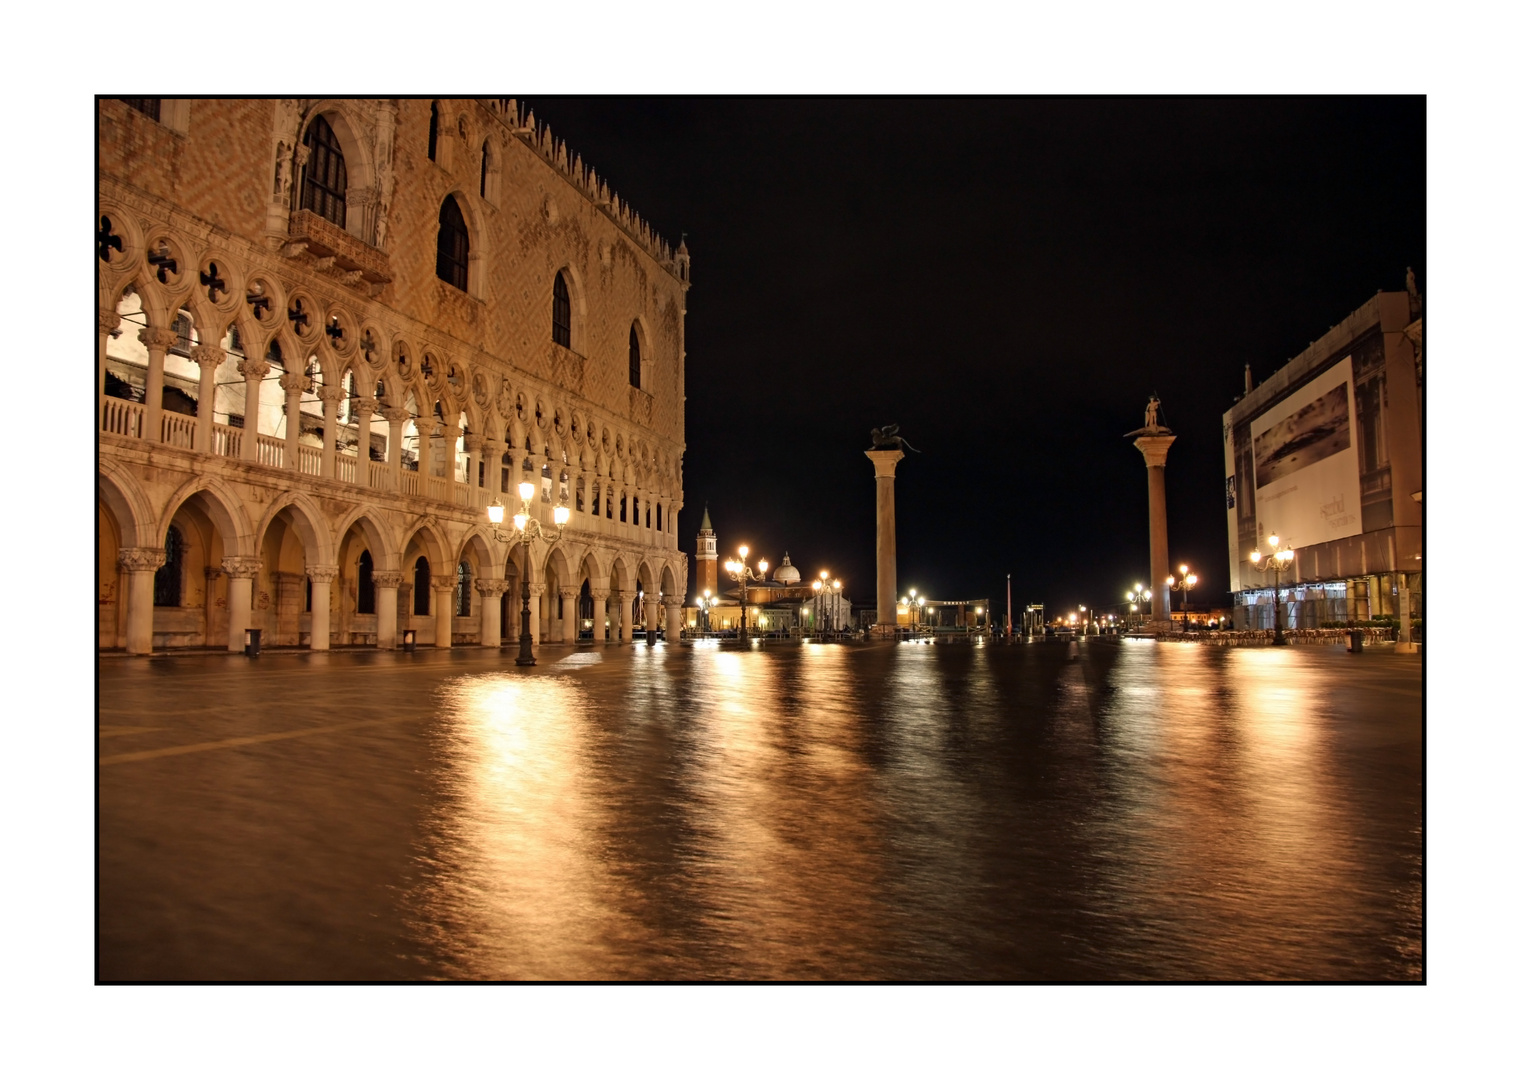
[1347,629,1364,653]
[244,628,261,658]
[402,628,417,653]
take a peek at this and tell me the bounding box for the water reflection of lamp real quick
[487,479,570,666]
[1250,536,1295,646]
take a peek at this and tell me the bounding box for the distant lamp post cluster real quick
[486,480,571,666]
[1166,565,1199,628]
[1125,582,1153,629]
[1250,535,1295,646]
[810,570,844,635]
[899,587,926,632]
[695,588,716,633]
[724,546,767,639]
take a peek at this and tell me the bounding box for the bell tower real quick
[695,504,717,598]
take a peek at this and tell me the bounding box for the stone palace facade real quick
[99,97,689,654]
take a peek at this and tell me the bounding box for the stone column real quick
[483,440,503,501]
[237,357,271,462]
[319,383,343,478]
[1133,433,1177,633]
[442,423,461,503]
[280,370,307,471]
[373,572,404,649]
[384,407,409,492]
[476,578,506,647]
[307,564,338,650]
[619,593,634,643]
[140,327,177,443]
[433,585,454,648]
[559,587,580,642]
[189,345,225,454]
[99,309,120,419]
[118,547,165,655]
[665,601,683,642]
[865,449,906,633]
[464,434,484,506]
[645,592,659,640]
[590,588,609,643]
[222,555,263,652]
[352,401,378,488]
[526,582,545,656]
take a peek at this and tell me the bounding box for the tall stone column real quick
[645,592,659,640]
[484,440,503,500]
[140,327,177,444]
[526,582,545,656]
[433,586,454,648]
[373,572,403,649]
[190,345,225,454]
[464,434,484,503]
[319,383,343,478]
[442,423,461,503]
[865,449,906,634]
[559,587,580,642]
[237,357,271,462]
[665,601,683,642]
[476,578,506,647]
[118,547,165,655]
[222,556,263,652]
[384,407,409,492]
[352,401,378,488]
[1132,431,1177,633]
[99,309,120,421]
[618,593,634,643]
[280,370,307,470]
[307,564,337,651]
[590,588,609,643]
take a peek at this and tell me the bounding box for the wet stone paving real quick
[98,637,1423,981]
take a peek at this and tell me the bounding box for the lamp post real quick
[724,546,768,640]
[1249,536,1295,646]
[1078,603,1089,636]
[486,480,570,666]
[1166,565,1199,630]
[695,588,715,635]
[811,571,844,637]
[1125,582,1153,631]
[902,587,926,634]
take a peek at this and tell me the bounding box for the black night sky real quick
[506,98,1420,620]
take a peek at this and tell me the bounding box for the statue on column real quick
[869,424,919,453]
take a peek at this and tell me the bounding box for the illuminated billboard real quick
[1249,356,1361,549]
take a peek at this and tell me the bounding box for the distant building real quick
[683,514,852,632]
[1222,284,1423,631]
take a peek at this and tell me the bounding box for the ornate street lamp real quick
[486,479,570,666]
[1166,565,1199,630]
[724,545,768,640]
[1125,583,1153,630]
[1249,536,1295,646]
[810,571,844,636]
[695,588,715,635]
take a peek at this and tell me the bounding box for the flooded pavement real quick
[98,638,1423,981]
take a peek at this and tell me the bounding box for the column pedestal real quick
[590,590,609,643]
[433,587,453,648]
[665,602,683,642]
[476,578,505,647]
[618,594,634,642]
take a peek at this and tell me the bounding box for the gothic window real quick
[342,371,358,424]
[552,272,571,347]
[299,115,347,228]
[119,98,160,121]
[456,561,472,617]
[414,557,431,616]
[501,452,512,493]
[266,339,283,368]
[634,497,640,525]
[541,462,553,503]
[591,483,600,517]
[357,550,375,614]
[306,578,312,613]
[169,311,194,358]
[480,142,490,197]
[436,196,470,292]
[154,525,184,607]
[428,101,439,161]
[628,324,641,389]
[620,493,627,523]
[656,503,662,532]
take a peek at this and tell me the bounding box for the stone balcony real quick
[283,210,392,295]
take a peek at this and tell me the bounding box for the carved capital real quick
[463,434,484,453]
[190,344,226,369]
[117,546,166,573]
[371,572,405,590]
[474,577,508,597]
[99,310,121,335]
[138,327,178,352]
[318,383,345,404]
[306,564,340,585]
[526,582,546,599]
[221,556,264,579]
[238,358,272,381]
[588,588,610,602]
[351,399,378,419]
[293,144,310,167]
[279,370,309,394]
[382,406,411,425]
[558,588,580,602]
